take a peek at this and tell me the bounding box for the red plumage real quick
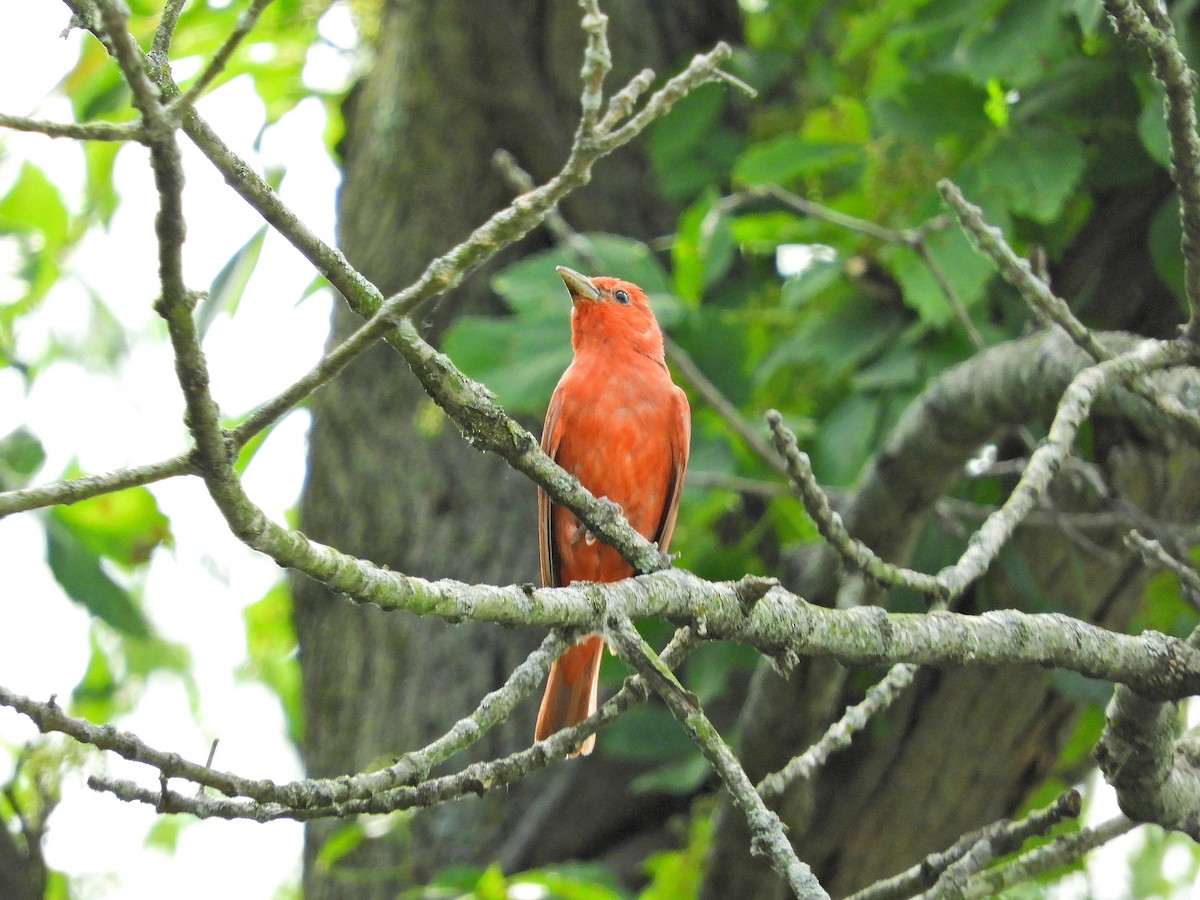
[534,267,690,756]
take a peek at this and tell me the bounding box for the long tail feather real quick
[534,634,604,756]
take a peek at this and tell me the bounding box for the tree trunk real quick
[292,2,739,896]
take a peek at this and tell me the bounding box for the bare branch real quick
[847,789,1082,900]
[767,410,944,597]
[0,111,142,142]
[939,178,1200,443]
[605,613,830,900]
[0,452,192,518]
[1102,0,1200,337]
[151,0,188,56]
[166,0,275,115]
[936,337,1192,599]
[956,815,1136,898]
[758,662,918,801]
[1126,530,1200,613]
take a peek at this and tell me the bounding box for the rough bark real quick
[292,2,739,896]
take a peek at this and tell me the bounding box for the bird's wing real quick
[538,385,565,587]
[652,384,691,554]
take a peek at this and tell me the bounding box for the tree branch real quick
[846,789,1082,900]
[955,815,1136,898]
[605,613,830,900]
[1101,0,1200,338]
[0,111,142,142]
[939,178,1200,443]
[757,661,918,801]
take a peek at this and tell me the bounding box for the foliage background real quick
[1,0,1198,897]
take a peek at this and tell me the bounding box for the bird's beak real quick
[556,265,602,302]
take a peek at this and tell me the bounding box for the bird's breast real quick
[548,352,682,583]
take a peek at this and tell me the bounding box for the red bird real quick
[534,266,691,756]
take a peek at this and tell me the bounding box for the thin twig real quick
[1125,530,1200,614]
[152,0,188,57]
[847,789,1083,900]
[757,662,919,801]
[936,338,1191,600]
[167,0,276,115]
[954,815,1136,899]
[767,409,945,598]
[0,111,142,142]
[0,452,193,518]
[939,179,1200,443]
[915,791,1084,900]
[1102,0,1200,338]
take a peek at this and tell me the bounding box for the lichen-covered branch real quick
[955,815,1136,899]
[767,410,944,597]
[846,789,1082,900]
[757,662,918,801]
[939,178,1200,441]
[605,613,831,900]
[0,111,141,141]
[1101,0,1200,337]
[165,0,275,115]
[935,337,1191,599]
[1097,685,1200,838]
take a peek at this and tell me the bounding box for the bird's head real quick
[556,265,664,359]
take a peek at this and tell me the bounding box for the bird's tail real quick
[534,634,604,756]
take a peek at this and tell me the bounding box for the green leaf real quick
[0,162,69,251]
[853,343,922,391]
[872,75,991,147]
[649,83,741,201]
[759,292,904,382]
[70,629,120,721]
[474,863,508,900]
[640,811,711,900]
[197,225,269,338]
[603,705,693,763]
[84,141,121,226]
[499,864,627,900]
[442,315,571,417]
[630,753,712,795]
[779,256,842,309]
[979,124,1086,223]
[812,393,885,485]
[315,820,366,872]
[683,641,757,705]
[64,40,133,122]
[733,135,859,186]
[46,517,151,638]
[0,427,45,490]
[672,189,736,304]
[234,422,274,476]
[891,221,995,323]
[955,0,1069,89]
[239,581,304,744]
[1149,191,1187,309]
[145,816,189,854]
[52,485,171,568]
[1137,82,1170,168]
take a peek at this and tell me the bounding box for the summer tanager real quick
[534,266,691,756]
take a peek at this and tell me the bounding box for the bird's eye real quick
[614,289,630,304]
